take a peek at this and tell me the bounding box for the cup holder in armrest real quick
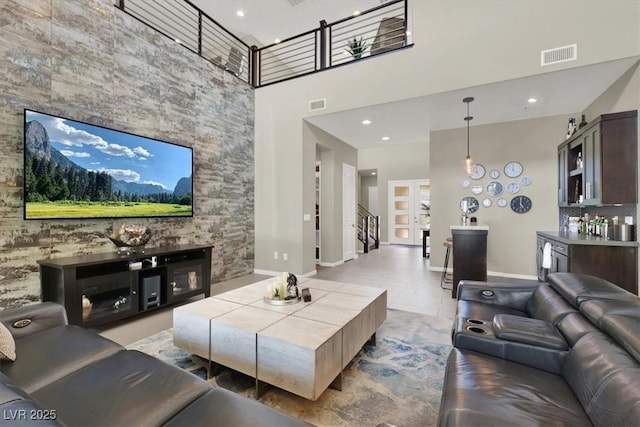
[466,319,486,325]
[466,326,487,334]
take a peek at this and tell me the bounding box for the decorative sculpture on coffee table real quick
[264,272,301,305]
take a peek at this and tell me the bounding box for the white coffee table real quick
[173,278,387,400]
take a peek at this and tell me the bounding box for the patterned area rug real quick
[127,309,452,426]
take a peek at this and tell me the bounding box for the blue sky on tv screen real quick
[26,111,192,192]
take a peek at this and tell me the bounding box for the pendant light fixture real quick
[463,97,475,175]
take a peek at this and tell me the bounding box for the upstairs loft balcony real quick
[115,0,413,88]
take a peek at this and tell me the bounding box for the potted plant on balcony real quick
[345,37,368,59]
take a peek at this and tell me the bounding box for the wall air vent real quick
[541,44,577,66]
[309,98,326,112]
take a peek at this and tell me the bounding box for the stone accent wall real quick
[0,0,254,308]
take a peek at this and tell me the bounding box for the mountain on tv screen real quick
[23,109,193,220]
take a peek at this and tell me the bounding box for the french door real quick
[388,179,430,245]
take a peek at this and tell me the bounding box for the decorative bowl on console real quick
[108,224,152,254]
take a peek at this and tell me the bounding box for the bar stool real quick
[440,238,453,289]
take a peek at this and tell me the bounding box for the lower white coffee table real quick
[173,278,387,400]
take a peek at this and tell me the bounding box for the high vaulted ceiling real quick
[189,1,639,150]
[190,0,381,47]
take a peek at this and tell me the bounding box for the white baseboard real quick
[488,271,538,281]
[428,266,537,281]
[254,268,319,278]
[253,269,280,276]
[318,260,344,267]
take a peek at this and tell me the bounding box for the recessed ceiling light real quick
[274,38,281,44]
[174,38,181,44]
[353,11,361,16]
[371,171,376,175]
[381,136,390,141]
[236,10,244,17]
[528,97,538,103]
[362,119,372,125]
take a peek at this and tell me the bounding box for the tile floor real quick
[316,245,458,319]
[99,245,457,346]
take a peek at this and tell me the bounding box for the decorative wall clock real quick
[497,198,508,208]
[504,161,523,178]
[482,198,492,208]
[486,181,503,196]
[469,164,486,180]
[507,182,520,194]
[489,169,500,179]
[460,196,479,213]
[521,176,532,186]
[510,195,532,213]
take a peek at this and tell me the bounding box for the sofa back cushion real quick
[526,285,576,325]
[599,314,640,363]
[0,373,64,426]
[556,312,598,347]
[548,273,632,307]
[580,299,640,363]
[581,298,640,322]
[563,330,640,425]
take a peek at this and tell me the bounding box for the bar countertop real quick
[537,231,639,247]
[450,225,489,231]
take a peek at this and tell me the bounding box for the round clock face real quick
[507,182,520,194]
[504,161,523,178]
[482,198,492,208]
[497,198,508,208]
[521,176,532,186]
[462,179,470,188]
[460,196,479,214]
[489,169,500,179]
[486,181,503,196]
[469,164,486,180]
[510,195,532,213]
[471,185,483,195]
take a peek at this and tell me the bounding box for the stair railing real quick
[358,205,380,253]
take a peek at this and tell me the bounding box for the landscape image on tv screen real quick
[24,109,193,220]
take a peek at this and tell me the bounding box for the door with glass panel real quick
[388,179,430,245]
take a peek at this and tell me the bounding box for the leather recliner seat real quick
[0,302,310,426]
[438,272,640,426]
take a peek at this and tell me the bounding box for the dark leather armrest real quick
[457,280,542,312]
[0,302,68,340]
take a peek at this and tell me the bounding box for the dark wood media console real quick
[38,244,213,327]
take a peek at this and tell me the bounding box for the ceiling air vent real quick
[541,44,577,66]
[309,98,326,112]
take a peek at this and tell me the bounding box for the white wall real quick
[360,174,378,214]
[254,1,640,275]
[430,115,569,278]
[306,123,358,269]
[358,142,429,242]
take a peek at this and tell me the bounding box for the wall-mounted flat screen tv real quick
[24,109,193,220]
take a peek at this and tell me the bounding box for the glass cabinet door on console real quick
[79,271,135,326]
[167,261,204,302]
